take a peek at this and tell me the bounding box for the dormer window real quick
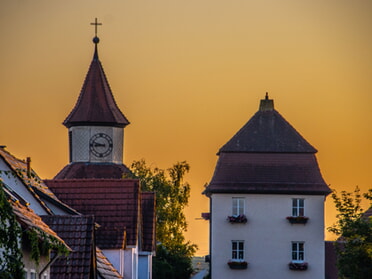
[292,198,304,217]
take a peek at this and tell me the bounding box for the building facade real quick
[204,94,331,278]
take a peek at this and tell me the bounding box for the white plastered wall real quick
[210,193,325,279]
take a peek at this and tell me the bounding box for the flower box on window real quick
[228,261,248,269]
[286,216,309,224]
[289,262,308,271]
[227,214,247,223]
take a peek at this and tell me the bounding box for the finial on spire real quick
[91,18,102,37]
[90,18,102,60]
[265,92,269,100]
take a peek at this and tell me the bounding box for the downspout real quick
[38,252,60,279]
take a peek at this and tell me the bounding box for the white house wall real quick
[139,252,152,279]
[103,247,139,279]
[211,193,325,279]
[0,160,47,215]
[102,249,124,276]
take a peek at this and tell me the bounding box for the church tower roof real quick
[63,35,129,128]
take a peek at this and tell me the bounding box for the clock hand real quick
[93,141,106,148]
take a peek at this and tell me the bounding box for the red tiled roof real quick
[54,162,132,179]
[11,201,69,250]
[0,147,76,214]
[44,179,140,249]
[41,215,96,278]
[141,192,156,252]
[63,43,129,128]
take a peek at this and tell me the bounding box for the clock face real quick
[89,133,113,158]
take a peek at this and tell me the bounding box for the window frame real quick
[292,198,305,217]
[291,241,305,263]
[231,240,245,261]
[232,197,245,216]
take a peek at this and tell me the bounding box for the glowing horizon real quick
[1,0,371,256]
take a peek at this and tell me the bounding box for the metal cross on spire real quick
[90,18,102,37]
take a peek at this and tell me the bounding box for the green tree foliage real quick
[328,187,372,279]
[131,159,197,279]
[0,184,25,278]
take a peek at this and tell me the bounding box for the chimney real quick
[259,92,274,111]
[26,157,31,178]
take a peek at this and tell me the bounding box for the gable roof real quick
[219,95,317,154]
[0,147,78,215]
[141,192,156,252]
[44,179,140,249]
[63,39,129,128]
[41,215,97,278]
[11,201,69,250]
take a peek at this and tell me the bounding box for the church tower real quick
[55,23,131,179]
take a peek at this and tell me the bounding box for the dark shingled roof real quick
[63,41,129,128]
[206,95,330,195]
[141,192,156,252]
[42,215,123,279]
[207,153,330,194]
[219,96,317,154]
[54,162,132,179]
[41,215,96,279]
[44,179,140,249]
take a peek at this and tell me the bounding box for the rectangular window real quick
[292,242,305,262]
[231,240,244,260]
[232,197,245,216]
[292,198,304,217]
[30,270,36,279]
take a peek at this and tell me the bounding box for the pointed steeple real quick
[63,34,129,128]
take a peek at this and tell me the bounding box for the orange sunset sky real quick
[1,0,371,256]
